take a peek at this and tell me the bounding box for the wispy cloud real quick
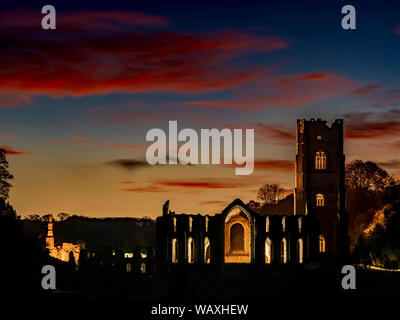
[0,146,30,155]
[0,7,288,102]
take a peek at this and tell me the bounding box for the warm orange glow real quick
[45,214,81,263]
[224,207,251,263]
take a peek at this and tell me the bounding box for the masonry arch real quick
[224,206,253,263]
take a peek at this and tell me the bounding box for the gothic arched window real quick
[204,237,210,264]
[281,237,287,264]
[265,237,272,264]
[187,237,194,263]
[319,235,326,253]
[315,151,327,170]
[297,238,304,264]
[316,193,325,207]
[171,238,178,263]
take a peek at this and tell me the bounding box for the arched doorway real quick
[230,223,244,252]
[224,207,252,263]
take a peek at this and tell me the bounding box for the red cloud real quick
[344,110,400,139]
[351,83,383,95]
[0,7,169,29]
[254,160,293,170]
[0,146,29,155]
[69,136,88,140]
[0,7,288,102]
[221,159,293,171]
[32,138,146,150]
[120,186,166,193]
[234,72,357,108]
[156,181,240,189]
[253,122,295,144]
[393,25,400,35]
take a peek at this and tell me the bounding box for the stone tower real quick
[295,119,347,259]
[46,214,54,249]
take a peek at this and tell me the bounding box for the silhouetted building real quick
[156,119,348,271]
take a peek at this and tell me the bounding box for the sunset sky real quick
[1,0,400,218]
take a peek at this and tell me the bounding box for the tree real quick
[247,200,261,211]
[346,160,393,192]
[345,160,394,251]
[26,214,42,221]
[41,214,51,222]
[0,148,14,200]
[57,212,69,221]
[257,183,285,205]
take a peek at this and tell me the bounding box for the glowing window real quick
[189,217,193,232]
[266,217,270,233]
[281,238,287,264]
[297,238,303,264]
[204,237,210,264]
[140,249,147,259]
[205,216,209,233]
[298,217,302,233]
[187,237,194,263]
[265,237,272,264]
[317,135,322,141]
[140,262,146,273]
[316,193,325,207]
[173,217,177,232]
[124,252,133,259]
[171,238,178,263]
[112,249,116,256]
[319,235,326,253]
[282,216,286,232]
[126,263,131,272]
[315,151,327,170]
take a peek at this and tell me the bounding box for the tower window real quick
[189,217,193,232]
[315,151,327,170]
[266,216,270,233]
[319,235,326,253]
[282,216,286,232]
[317,135,322,141]
[316,193,325,207]
[205,216,209,233]
[298,217,302,233]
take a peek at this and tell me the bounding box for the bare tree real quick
[257,183,285,205]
